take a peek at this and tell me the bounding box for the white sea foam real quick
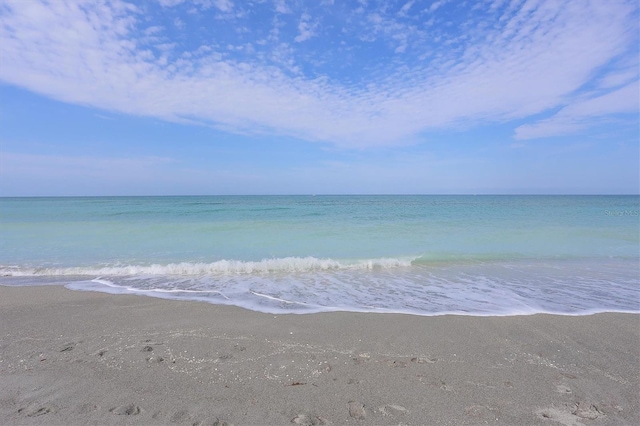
[0,256,415,277]
[40,258,638,317]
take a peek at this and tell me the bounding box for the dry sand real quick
[0,285,638,426]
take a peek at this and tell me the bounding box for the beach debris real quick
[348,401,366,420]
[388,359,408,368]
[352,356,367,365]
[141,345,153,352]
[287,381,306,386]
[411,356,437,364]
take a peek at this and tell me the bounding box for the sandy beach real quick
[0,286,638,426]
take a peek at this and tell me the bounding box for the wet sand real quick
[0,285,638,425]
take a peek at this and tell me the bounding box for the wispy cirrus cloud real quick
[0,0,637,147]
[515,80,639,139]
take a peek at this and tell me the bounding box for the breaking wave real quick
[0,256,415,277]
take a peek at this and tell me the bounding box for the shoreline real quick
[4,281,640,318]
[1,285,638,425]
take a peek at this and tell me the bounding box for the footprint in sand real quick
[18,406,55,417]
[572,402,603,420]
[348,401,366,420]
[537,408,582,426]
[560,372,578,380]
[60,343,76,352]
[110,404,142,415]
[378,404,407,416]
[464,405,500,420]
[291,413,328,425]
[193,418,231,426]
[169,410,191,423]
[77,403,100,414]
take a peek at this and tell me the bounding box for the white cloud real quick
[159,0,186,7]
[0,0,637,148]
[515,80,639,139]
[159,0,233,12]
[274,0,290,14]
[598,69,638,89]
[429,0,447,13]
[212,0,233,12]
[399,1,416,16]
[144,25,164,36]
[294,13,317,43]
[563,81,639,117]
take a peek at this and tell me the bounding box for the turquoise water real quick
[1,195,638,315]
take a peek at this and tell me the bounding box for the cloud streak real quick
[0,0,637,147]
[515,80,640,139]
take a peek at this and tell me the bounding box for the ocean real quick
[0,195,638,316]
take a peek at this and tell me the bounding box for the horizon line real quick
[1,193,639,198]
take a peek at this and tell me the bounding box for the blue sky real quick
[0,0,638,195]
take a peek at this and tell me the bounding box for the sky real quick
[0,0,638,196]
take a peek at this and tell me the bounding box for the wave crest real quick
[0,256,415,277]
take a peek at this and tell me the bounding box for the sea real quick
[0,195,638,316]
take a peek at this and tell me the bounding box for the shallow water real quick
[1,195,638,315]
